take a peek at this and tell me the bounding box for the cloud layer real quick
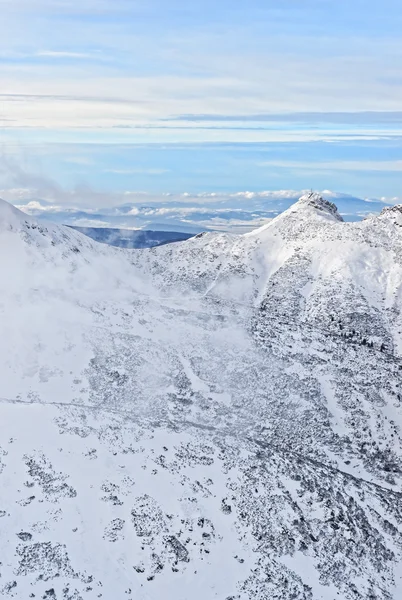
[0,0,402,199]
[1,1,402,133]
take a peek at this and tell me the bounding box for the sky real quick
[0,0,401,230]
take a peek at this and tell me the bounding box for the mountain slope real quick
[0,194,401,600]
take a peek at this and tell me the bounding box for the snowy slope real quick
[0,194,401,600]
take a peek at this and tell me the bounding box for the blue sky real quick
[0,0,401,227]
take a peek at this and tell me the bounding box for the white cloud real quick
[13,200,99,216]
[36,50,100,59]
[67,218,113,228]
[106,168,170,175]
[1,31,402,139]
[258,160,402,172]
[15,200,60,213]
[1,0,402,143]
[5,187,398,213]
[2,185,399,236]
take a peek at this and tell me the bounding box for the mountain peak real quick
[245,192,343,238]
[295,192,344,221]
[378,203,402,225]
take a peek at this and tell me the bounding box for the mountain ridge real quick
[0,194,401,599]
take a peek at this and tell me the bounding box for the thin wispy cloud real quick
[0,0,401,203]
[258,160,402,173]
[36,50,102,59]
[105,168,171,175]
[167,112,402,125]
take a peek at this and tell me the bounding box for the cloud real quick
[105,168,171,175]
[2,1,402,139]
[258,160,402,172]
[0,93,142,105]
[14,200,63,213]
[166,112,402,125]
[0,157,66,199]
[0,1,401,211]
[36,50,100,59]
[4,187,397,235]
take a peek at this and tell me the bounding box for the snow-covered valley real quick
[0,193,401,599]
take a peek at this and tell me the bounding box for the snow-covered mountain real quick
[0,193,401,600]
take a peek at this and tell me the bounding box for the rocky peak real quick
[378,204,402,225]
[296,192,344,221]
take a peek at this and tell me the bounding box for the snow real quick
[0,193,401,599]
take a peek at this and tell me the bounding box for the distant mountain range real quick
[68,225,195,248]
[11,188,395,234]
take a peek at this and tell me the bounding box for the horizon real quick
[2,187,397,233]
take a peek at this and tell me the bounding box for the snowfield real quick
[0,193,401,600]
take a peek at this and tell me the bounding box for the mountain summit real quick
[295,191,344,220]
[378,203,402,225]
[0,195,401,599]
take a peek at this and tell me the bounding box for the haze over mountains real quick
[67,226,195,249]
[6,189,396,235]
[0,192,401,599]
